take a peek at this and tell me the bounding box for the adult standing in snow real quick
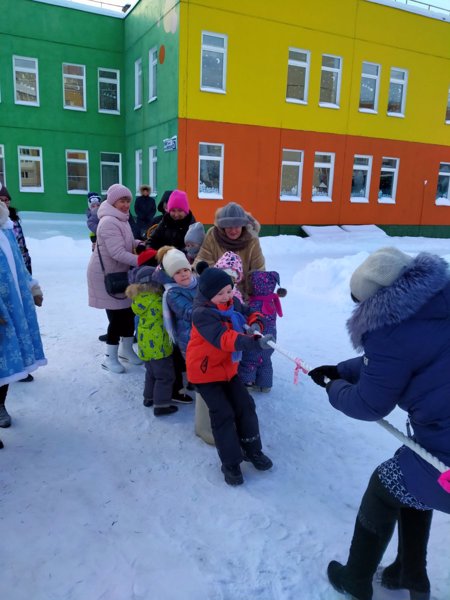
[309,247,450,600]
[0,184,32,274]
[87,183,143,373]
[0,200,46,441]
[134,184,156,239]
[193,202,265,299]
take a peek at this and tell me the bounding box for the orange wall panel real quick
[178,118,450,226]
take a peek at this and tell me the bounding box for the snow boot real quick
[381,508,432,600]
[221,463,244,486]
[19,374,34,382]
[242,450,273,470]
[98,333,108,342]
[143,397,153,407]
[0,438,3,449]
[0,404,11,428]
[154,405,178,416]
[172,389,193,404]
[328,518,394,600]
[102,344,125,373]
[118,337,142,365]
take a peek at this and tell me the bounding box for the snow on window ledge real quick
[311,196,332,203]
[435,197,450,206]
[350,196,369,203]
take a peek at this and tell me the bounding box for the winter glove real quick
[247,322,263,334]
[258,334,275,349]
[31,284,43,307]
[308,365,339,388]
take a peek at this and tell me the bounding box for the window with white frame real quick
[135,149,142,192]
[100,152,122,193]
[18,146,43,192]
[198,143,224,198]
[286,48,310,104]
[436,163,450,206]
[149,146,157,194]
[201,32,227,93]
[0,145,5,186]
[387,68,408,116]
[312,152,335,202]
[13,56,39,106]
[359,62,380,112]
[351,155,372,203]
[98,68,120,114]
[446,88,450,124]
[280,149,303,201]
[378,157,399,203]
[63,63,86,110]
[319,54,342,107]
[134,58,142,109]
[148,48,158,102]
[66,150,89,193]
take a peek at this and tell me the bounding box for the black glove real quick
[308,365,339,388]
[258,334,275,349]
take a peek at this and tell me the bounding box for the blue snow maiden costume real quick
[0,220,47,385]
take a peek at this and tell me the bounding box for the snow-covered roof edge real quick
[366,0,449,22]
[32,0,130,18]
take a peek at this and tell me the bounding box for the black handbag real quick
[97,242,129,298]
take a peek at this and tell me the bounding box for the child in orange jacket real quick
[186,266,274,486]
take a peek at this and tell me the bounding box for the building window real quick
[312,153,335,202]
[63,63,86,110]
[13,56,39,106]
[135,149,142,192]
[280,149,303,201]
[149,146,157,194]
[149,48,158,102]
[98,68,120,114]
[100,152,122,193]
[201,32,227,93]
[134,58,142,109]
[351,155,372,203]
[198,143,224,199]
[446,88,450,124]
[319,54,342,108]
[66,150,89,194]
[18,146,43,192]
[378,157,399,203]
[387,68,408,116]
[286,48,310,104]
[0,145,5,186]
[436,163,450,206]
[359,62,380,113]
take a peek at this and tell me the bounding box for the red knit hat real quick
[167,190,189,214]
[137,248,158,267]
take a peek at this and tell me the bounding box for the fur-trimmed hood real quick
[347,252,450,351]
[125,282,162,299]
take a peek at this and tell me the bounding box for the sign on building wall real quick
[163,135,177,152]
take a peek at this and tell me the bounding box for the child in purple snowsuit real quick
[239,271,286,392]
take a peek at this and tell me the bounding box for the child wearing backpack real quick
[186,266,274,486]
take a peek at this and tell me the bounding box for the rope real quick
[244,325,450,492]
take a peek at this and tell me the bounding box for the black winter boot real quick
[328,518,394,600]
[242,450,273,470]
[381,508,432,600]
[154,405,178,416]
[221,464,244,486]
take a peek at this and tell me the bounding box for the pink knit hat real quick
[167,190,189,213]
[106,183,132,206]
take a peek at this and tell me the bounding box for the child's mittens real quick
[31,284,44,307]
[257,334,275,349]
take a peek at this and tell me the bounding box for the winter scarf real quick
[347,252,450,351]
[213,226,254,252]
[213,305,246,362]
[248,293,283,317]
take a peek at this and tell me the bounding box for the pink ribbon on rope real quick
[293,358,309,385]
[438,470,450,493]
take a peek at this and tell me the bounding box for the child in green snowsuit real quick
[126,266,178,417]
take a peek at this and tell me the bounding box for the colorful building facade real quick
[1,0,449,234]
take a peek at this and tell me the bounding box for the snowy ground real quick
[1,215,449,600]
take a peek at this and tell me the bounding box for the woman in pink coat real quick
[87,183,142,373]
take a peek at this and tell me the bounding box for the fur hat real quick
[214,251,244,284]
[157,245,191,278]
[87,192,102,207]
[106,183,132,206]
[140,184,151,193]
[0,185,11,200]
[185,222,205,246]
[350,247,413,302]
[167,190,189,214]
[215,202,250,229]
[199,267,234,300]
